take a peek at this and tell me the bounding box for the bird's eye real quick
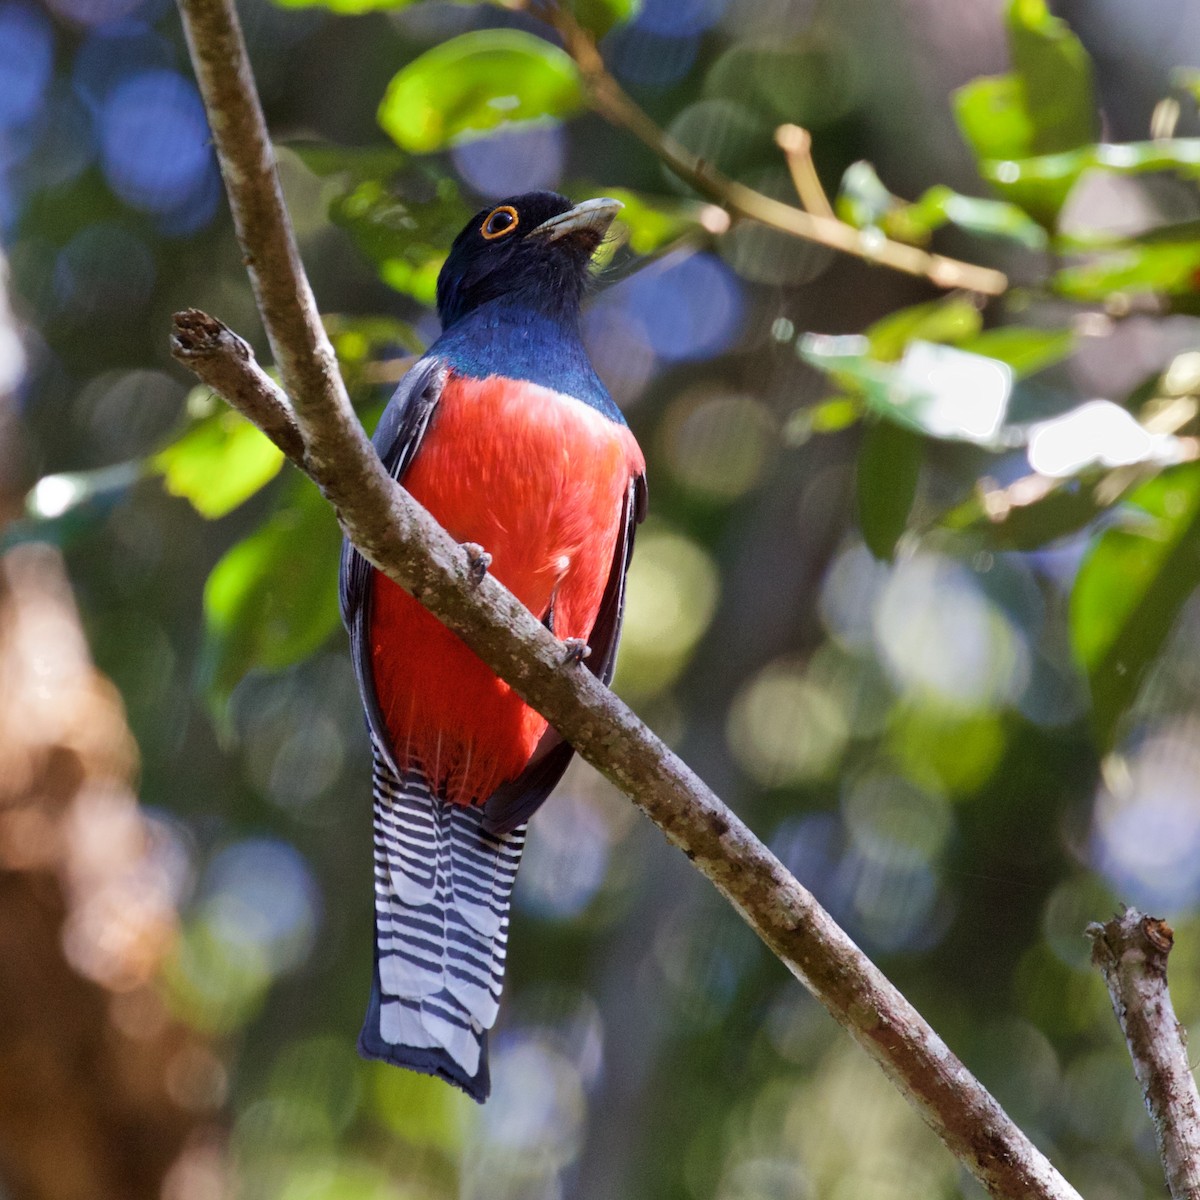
[480,205,519,240]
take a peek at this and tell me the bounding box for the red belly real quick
[369,373,644,806]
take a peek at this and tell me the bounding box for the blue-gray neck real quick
[428,299,623,423]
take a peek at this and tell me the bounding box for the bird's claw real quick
[561,637,591,665]
[462,542,492,585]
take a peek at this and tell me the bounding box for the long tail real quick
[360,741,526,1102]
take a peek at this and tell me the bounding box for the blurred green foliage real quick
[203,477,343,708]
[1071,466,1200,747]
[8,0,1200,1195]
[378,29,585,152]
[155,402,284,519]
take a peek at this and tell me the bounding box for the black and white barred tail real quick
[360,742,526,1102]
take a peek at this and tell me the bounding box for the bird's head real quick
[436,191,621,330]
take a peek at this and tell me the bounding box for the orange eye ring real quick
[480,205,519,240]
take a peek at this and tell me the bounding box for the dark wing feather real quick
[340,357,448,770]
[482,472,647,836]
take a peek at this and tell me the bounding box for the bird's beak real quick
[529,197,623,245]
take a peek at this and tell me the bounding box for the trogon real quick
[340,192,647,1102]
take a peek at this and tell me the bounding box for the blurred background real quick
[2,0,1200,1197]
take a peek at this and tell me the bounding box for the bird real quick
[339,191,647,1103]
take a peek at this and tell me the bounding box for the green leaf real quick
[1052,241,1200,301]
[783,396,860,446]
[273,0,412,12]
[285,140,408,181]
[571,0,640,37]
[979,139,1200,227]
[837,163,1046,250]
[378,30,585,153]
[1007,0,1097,154]
[1175,67,1200,107]
[944,482,1106,552]
[898,185,1047,250]
[282,139,459,303]
[329,176,471,305]
[953,74,1036,164]
[370,1063,465,1150]
[154,411,284,519]
[953,2,1097,222]
[203,479,343,706]
[953,0,1095,191]
[1070,464,1200,747]
[866,297,982,361]
[957,327,1072,378]
[835,160,899,229]
[811,397,860,433]
[799,334,1013,447]
[325,314,423,394]
[857,420,922,561]
[271,0,489,13]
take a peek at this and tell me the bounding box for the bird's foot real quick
[462,542,492,585]
[561,637,591,665]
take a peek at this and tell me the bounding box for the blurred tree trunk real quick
[0,255,224,1200]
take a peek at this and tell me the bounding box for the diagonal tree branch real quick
[1089,910,1200,1200]
[532,0,1009,297]
[173,1,1079,1196]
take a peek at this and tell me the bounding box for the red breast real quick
[369,372,644,806]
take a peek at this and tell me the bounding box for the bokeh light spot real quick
[839,848,943,953]
[45,0,146,25]
[0,3,53,131]
[1028,398,1174,477]
[636,0,728,35]
[73,367,184,460]
[667,99,769,181]
[99,68,214,213]
[605,26,699,90]
[269,1037,363,1138]
[200,838,320,975]
[886,704,1006,795]
[818,541,890,652]
[369,1062,464,1151]
[618,251,744,362]
[841,771,951,869]
[721,205,835,285]
[451,124,565,200]
[728,660,850,786]
[19,89,96,193]
[1042,876,1121,970]
[517,792,611,920]
[582,302,656,406]
[873,553,1030,713]
[1091,724,1200,912]
[705,37,858,128]
[478,1034,585,1167]
[72,21,173,108]
[54,223,156,321]
[617,522,720,698]
[662,390,775,500]
[805,643,894,741]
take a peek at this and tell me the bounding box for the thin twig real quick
[172,3,1078,1194]
[538,2,1008,296]
[172,309,305,460]
[776,124,837,219]
[1088,910,1200,1200]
